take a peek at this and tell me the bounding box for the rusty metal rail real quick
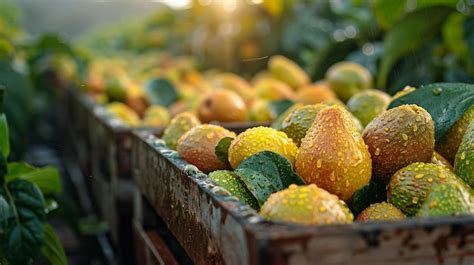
[132,132,474,265]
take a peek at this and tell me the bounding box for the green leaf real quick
[0,114,10,159]
[0,151,6,185]
[215,137,233,166]
[2,179,46,265]
[377,6,453,89]
[349,181,387,216]
[6,163,62,194]
[373,0,458,30]
[372,0,407,30]
[41,224,67,265]
[144,78,178,107]
[0,194,11,231]
[443,13,469,60]
[0,84,5,112]
[235,151,304,206]
[464,16,474,72]
[268,99,294,118]
[388,83,474,140]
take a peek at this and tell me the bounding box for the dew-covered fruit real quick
[417,182,474,218]
[437,105,474,163]
[454,120,474,187]
[228,127,298,169]
[387,162,461,216]
[295,105,372,202]
[363,104,435,182]
[356,202,405,222]
[280,104,327,146]
[260,184,353,225]
[177,124,236,173]
[162,112,201,150]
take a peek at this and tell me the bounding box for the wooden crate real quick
[66,87,268,254]
[132,132,474,265]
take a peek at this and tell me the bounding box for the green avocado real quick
[417,182,474,218]
[454,120,474,187]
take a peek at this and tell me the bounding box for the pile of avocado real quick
[159,60,474,225]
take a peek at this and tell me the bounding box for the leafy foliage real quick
[144,78,179,107]
[377,6,454,88]
[0,86,66,264]
[389,83,474,140]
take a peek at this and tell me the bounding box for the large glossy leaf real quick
[377,6,453,89]
[373,0,458,30]
[388,83,474,140]
[144,78,178,107]
[235,151,304,206]
[0,194,11,231]
[0,114,9,159]
[6,163,62,194]
[464,16,474,72]
[214,137,233,166]
[41,224,67,265]
[2,179,46,265]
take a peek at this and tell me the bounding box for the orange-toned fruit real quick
[197,90,248,123]
[363,105,435,182]
[294,81,337,105]
[295,105,372,202]
[356,202,405,222]
[213,73,255,106]
[260,184,353,225]
[177,124,236,173]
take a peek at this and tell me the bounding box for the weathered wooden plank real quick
[133,132,474,265]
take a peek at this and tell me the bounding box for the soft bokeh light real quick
[152,0,192,9]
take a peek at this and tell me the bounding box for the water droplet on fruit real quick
[412,197,419,204]
[401,133,409,141]
[316,159,322,168]
[415,174,424,179]
[432,87,442,95]
[375,148,381,156]
[460,151,466,160]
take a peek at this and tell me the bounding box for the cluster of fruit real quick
[157,59,474,226]
[82,53,347,127]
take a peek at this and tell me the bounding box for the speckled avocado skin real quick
[280,104,327,146]
[437,105,474,163]
[356,202,405,222]
[454,120,474,187]
[295,105,372,202]
[162,112,201,150]
[177,124,235,173]
[363,104,435,183]
[417,182,474,218]
[387,162,461,216]
[260,184,353,225]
